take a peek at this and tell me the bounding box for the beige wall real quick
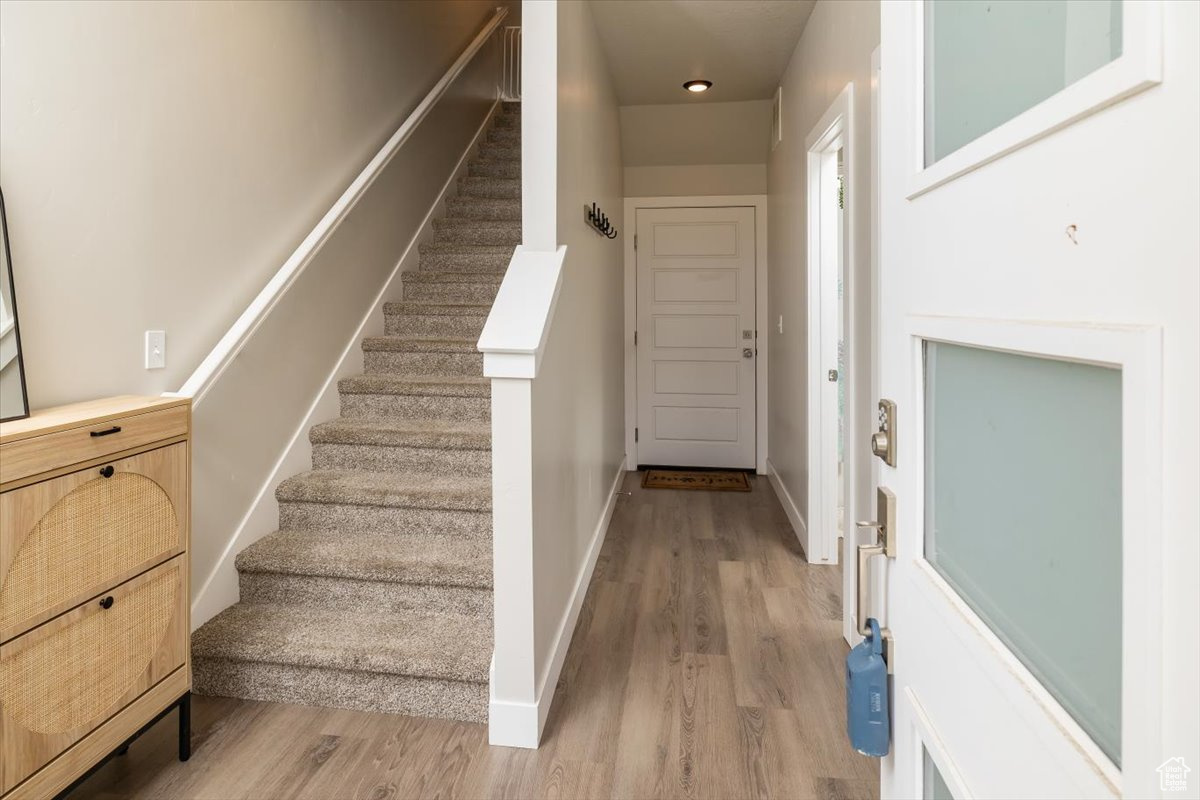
[530,0,625,693]
[623,163,767,197]
[766,0,879,541]
[1,0,513,617]
[620,100,771,165]
[620,99,771,197]
[0,0,509,410]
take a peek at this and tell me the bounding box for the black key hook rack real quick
[584,202,618,239]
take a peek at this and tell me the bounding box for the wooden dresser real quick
[0,396,192,799]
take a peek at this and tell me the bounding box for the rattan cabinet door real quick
[0,443,187,642]
[0,556,187,794]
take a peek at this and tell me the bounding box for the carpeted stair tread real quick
[310,416,490,449]
[432,218,521,231]
[458,176,520,198]
[276,469,490,512]
[192,604,489,684]
[402,271,504,285]
[361,335,478,353]
[418,245,513,274]
[468,160,521,179]
[236,529,491,589]
[339,373,489,395]
[383,300,492,316]
[445,197,521,220]
[432,218,521,245]
[475,145,520,162]
[419,242,514,255]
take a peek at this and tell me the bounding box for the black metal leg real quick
[178,692,192,762]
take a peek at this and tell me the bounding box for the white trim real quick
[903,315,1163,796]
[903,687,976,800]
[908,0,1162,197]
[477,246,567,379]
[171,6,509,403]
[804,84,855,566]
[489,460,627,748]
[521,0,556,251]
[189,101,504,629]
[848,45,882,648]
[766,458,808,552]
[621,194,769,474]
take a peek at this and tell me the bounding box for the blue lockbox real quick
[846,617,890,757]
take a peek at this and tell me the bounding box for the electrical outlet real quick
[777,315,784,335]
[145,330,166,369]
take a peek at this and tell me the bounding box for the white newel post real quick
[478,246,566,748]
[486,375,538,745]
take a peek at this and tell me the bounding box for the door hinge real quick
[635,427,639,442]
[634,330,638,346]
[634,233,638,250]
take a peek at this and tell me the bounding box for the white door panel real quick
[651,269,739,303]
[879,2,1196,799]
[651,315,739,349]
[653,361,739,396]
[636,206,756,468]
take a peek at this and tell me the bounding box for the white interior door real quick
[635,206,756,469]
[877,2,1197,799]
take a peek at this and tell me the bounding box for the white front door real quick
[877,2,1197,799]
[635,206,757,469]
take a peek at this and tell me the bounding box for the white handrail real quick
[173,5,510,403]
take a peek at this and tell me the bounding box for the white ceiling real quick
[592,0,816,106]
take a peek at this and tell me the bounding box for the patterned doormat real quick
[641,469,752,492]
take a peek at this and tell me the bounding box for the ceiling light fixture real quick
[683,80,713,93]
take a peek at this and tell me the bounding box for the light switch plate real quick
[145,330,166,369]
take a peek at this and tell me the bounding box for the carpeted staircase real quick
[190,102,520,724]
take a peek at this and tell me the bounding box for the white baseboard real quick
[766,458,810,558]
[190,100,503,630]
[488,459,628,748]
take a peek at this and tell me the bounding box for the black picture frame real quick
[0,187,31,423]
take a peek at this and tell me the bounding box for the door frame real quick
[805,84,857,568]
[622,196,769,473]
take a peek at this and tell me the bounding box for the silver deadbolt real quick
[871,399,897,467]
[742,348,754,359]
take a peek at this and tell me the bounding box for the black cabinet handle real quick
[99,465,115,478]
[90,426,122,437]
[98,596,114,609]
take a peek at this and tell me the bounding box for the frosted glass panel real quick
[924,342,1121,764]
[924,0,1123,164]
[923,750,954,800]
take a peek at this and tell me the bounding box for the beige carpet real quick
[190,103,521,724]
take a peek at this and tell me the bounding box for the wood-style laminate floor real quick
[70,473,878,800]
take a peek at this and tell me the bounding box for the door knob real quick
[742,348,754,359]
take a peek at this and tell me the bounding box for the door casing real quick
[623,195,769,474]
[806,83,859,572]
